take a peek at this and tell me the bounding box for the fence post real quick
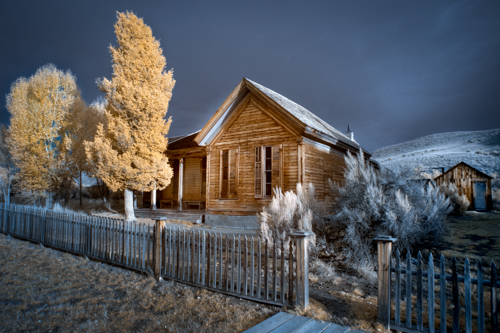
[374,235,397,328]
[291,230,313,308]
[153,217,166,281]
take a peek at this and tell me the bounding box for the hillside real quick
[372,129,500,176]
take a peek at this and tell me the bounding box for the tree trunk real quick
[6,180,10,206]
[124,188,136,222]
[45,192,52,208]
[151,189,157,210]
[80,171,83,206]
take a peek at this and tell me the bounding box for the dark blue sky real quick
[1,0,499,152]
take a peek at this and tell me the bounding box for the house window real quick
[220,148,238,199]
[255,145,282,198]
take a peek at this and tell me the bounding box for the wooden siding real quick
[302,141,346,200]
[435,163,492,210]
[208,99,298,214]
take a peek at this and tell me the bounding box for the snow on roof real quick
[245,78,360,149]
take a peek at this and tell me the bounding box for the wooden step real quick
[242,312,360,333]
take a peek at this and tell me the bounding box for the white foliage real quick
[258,183,325,254]
[329,150,452,264]
[492,173,500,210]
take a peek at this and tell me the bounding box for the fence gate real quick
[375,236,499,333]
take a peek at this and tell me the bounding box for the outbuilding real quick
[435,162,493,211]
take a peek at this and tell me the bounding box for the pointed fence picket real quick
[375,236,500,333]
[0,203,308,308]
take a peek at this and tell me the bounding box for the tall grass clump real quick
[257,183,328,256]
[327,150,452,267]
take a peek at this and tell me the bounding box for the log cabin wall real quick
[302,141,346,200]
[435,162,492,210]
[208,98,299,215]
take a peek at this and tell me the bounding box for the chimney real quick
[346,124,354,141]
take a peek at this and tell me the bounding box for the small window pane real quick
[265,146,272,158]
[265,159,271,170]
[266,184,272,196]
[266,171,272,183]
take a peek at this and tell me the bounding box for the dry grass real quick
[0,233,276,332]
[431,211,500,261]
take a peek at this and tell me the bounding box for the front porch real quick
[134,208,205,224]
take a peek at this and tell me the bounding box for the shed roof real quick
[168,131,201,150]
[434,161,493,181]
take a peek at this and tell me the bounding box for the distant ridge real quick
[372,129,500,176]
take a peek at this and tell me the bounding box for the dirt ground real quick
[431,211,500,262]
[0,233,276,333]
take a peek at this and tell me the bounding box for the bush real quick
[438,182,470,215]
[492,173,500,210]
[257,183,328,256]
[327,150,452,265]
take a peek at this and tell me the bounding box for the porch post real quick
[178,158,184,211]
[374,235,397,328]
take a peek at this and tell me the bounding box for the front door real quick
[473,182,487,210]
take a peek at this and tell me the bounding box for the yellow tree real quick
[86,12,175,222]
[63,96,107,205]
[0,125,18,206]
[6,64,78,204]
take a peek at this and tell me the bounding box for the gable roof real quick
[194,78,367,154]
[246,79,359,149]
[435,161,493,180]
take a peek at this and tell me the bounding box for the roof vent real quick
[346,124,354,141]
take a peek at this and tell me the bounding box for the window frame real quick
[219,148,239,200]
[255,144,282,198]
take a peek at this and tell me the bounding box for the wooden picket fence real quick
[0,203,155,273]
[375,236,499,333]
[158,228,305,305]
[0,204,310,307]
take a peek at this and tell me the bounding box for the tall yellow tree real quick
[63,96,107,205]
[6,64,78,204]
[86,12,175,222]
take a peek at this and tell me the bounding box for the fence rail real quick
[375,236,499,333]
[0,204,310,307]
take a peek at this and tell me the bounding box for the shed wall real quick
[435,164,492,210]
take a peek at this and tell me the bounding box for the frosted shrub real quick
[258,183,327,255]
[438,182,470,215]
[492,173,500,210]
[328,150,452,266]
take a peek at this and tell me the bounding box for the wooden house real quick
[435,162,493,211]
[145,78,370,228]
